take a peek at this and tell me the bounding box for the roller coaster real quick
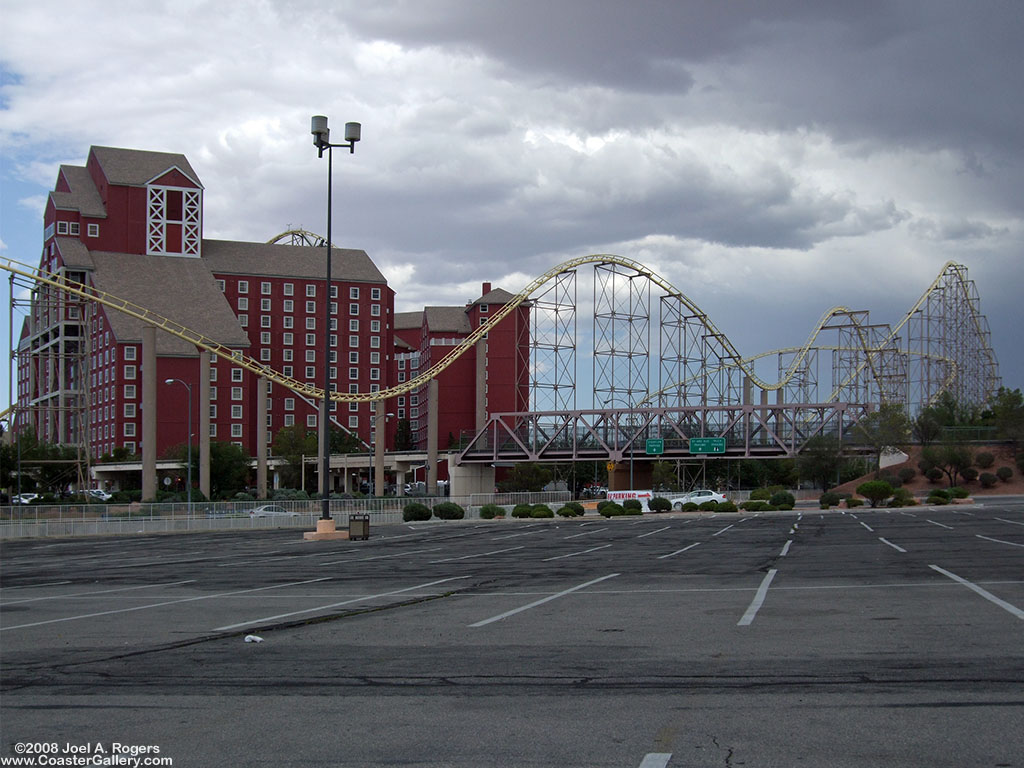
[3,237,1002,465]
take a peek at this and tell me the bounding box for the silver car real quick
[668,489,728,509]
[247,504,300,518]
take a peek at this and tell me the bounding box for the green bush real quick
[740,500,768,512]
[856,480,894,508]
[960,467,979,483]
[819,491,841,509]
[596,500,613,513]
[402,502,431,522]
[564,501,585,516]
[433,501,465,520]
[648,496,671,513]
[996,466,1013,482]
[979,472,998,489]
[878,472,901,489]
[479,504,504,519]
[949,486,969,499]
[599,502,625,517]
[926,467,944,483]
[699,500,720,511]
[769,490,795,510]
[898,466,917,484]
[530,505,554,518]
[681,502,699,512]
[624,505,642,515]
[716,501,738,513]
[929,494,950,505]
[511,503,533,518]
[845,497,864,508]
[975,452,995,469]
[622,499,643,512]
[749,488,772,501]
[888,487,915,507]
[928,488,951,502]
[556,505,577,517]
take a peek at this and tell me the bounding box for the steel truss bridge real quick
[3,236,1002,467]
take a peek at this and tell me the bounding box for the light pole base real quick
[302,518,350,541]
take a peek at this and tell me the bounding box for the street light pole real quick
[164,378,192,513]
[311,115,360,521]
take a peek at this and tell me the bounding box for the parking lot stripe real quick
[996,517,1024,527]
[469,573,619,627]
[976,534,1024,549]
[779,540,792,557]
[878,537,907,553]
[215,576,470,631]
[430,546,525,563]
[1,578,330,632]
[565,527,606,539]
[712,524,734,536]
[636,526,671,539]
[927,519,954,530]
[320,547,443,566]
[0,579,195,607]
[638,754,672,768]
[658,542,700,559]
[928,565,1024,620]
[860,521,875,532]
[738,568,778,626]
[492,529,545,541]
[543,544,612,562]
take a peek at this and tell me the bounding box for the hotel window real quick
[370,336,380,348]
[349,351,359,364]
[283,349,293,362]
[349,303,359,315]
[261,298,271,311]
[238,280,248,294]
[57,221,69,234]
[305,333,316,346]
[398,397,405,407]
[124,346,137,361]
[231,424,243,438]
[210,386,217,400]
[283,316,293,329]
[370,352,380,364]
[398,408,405,418]
[349,319,359,332]
[371,288,381,300]
[283,366,293,377]
[349,367,359,380]
[306,317,316,330]
[124,441,136,454]
[348,416,359,428]
[306,300,316,313]
[329,334,337,347]
[306,285,316,297]
[305,350,316,362]
[238,314,248,327]
[209,424,217,437]
[370,368,380,380]
[210,367,218,382]
[370,320,380,333]
[124,423,136,437]
[231,405,243,419]
[480,303,489,313]
[283,283,294,296]
[124,365,136,379]
[260,349,271,361]
[124,385,136,399]
[349,335,359,348]
[238,297,248,310]
[283,299,293,312]
[349,287,360,299]
[231,387,242,400]
[283,332,293,345]
[217,280,226,292]
[284,414,294,427]
[124,403,136,417]
[329,367,337,379]
[87,223,99,238]
[210,405,217,418]
[398,371,406,383]
[231,368,243,382]
[284,398,294,411]
[349,401,359,412]
[307,414,317,427]
[260,332,271,344]
[370,304,381,316]
[305,366,316,378]
[329,351,337,363]
[261,282,271,295]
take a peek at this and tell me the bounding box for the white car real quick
[248,504,300,518]
[87,489,113,501]
[668,489,728,509]
[11,493,39,505]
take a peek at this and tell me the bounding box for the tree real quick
[911,408,944,446]
[329,427,365,454]
[393,418,415,451]
[796,435,846,490]
[496,462,552,492]
[852,403,911,475]
[920,443,974,488]
[271,425,317,489]
[988,387,1024,448]
[651,460,681,491]
[856,480,894,508]
[208,441,251,498]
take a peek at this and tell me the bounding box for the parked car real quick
[668,489,728,509]
[87,489,113,501]
[11,493,39,505]
[247,504,300,518]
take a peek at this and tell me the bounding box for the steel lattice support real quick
[528,269,577,413]
[593,263,651,407]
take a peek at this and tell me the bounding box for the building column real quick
[427,378,439,494]
[141,325,157,501]
[256,376,268,498]
[198,349,211,499]
[374,408,386,496]
[475,338,487,431]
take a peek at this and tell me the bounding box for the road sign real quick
[689,437,726,454]
[645,438,665,455]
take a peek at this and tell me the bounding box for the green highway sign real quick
[645,438,665,455]
[689,437,726,454]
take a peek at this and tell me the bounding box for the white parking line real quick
[639,754,672,768]
[469,573,619,627]
[879,537,907,553]
[320,547,442,566]
[927,519,954,530]
[565,528,606,539]
[779,540,792,557]
[2,578,330,632]
[657,542,701,560]
[996,517,1024,527]
[738,569,778,626]
[898,511,918,517]
[492,530,545,541]
[636,526,671,539]
[928,565,1024,620]
[860,521,875,532]
[976,535,1024,549]
[0,579,195,607]
[712,524,734,536]
[543,544,612,562]
[216,576,469,631]
[431,546,525,563]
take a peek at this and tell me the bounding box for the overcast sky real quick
[1,0,1021,402]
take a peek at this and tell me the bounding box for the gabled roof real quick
[53,237,94,270]
[394,311,423,330]
[49,165,107,218]
[474,287,517,305]
[89,146,202,188]
[424,306,472,334]
[88,251,249,355]
[202,239,387,283]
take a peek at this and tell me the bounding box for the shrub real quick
[856,480,894,508]
[681,502,699,512]
[769,490,795,510]
[596,500,614,513]
[888,488,915,507]
[530,504,554,518]
[928,488,951,502]
[926,467,944,483]
[599,502,625,517]
[699,500,720,511]
[898,466,917,484]
[740,500,768,512]
[996,466,1013,482]
[845,497,864,508]
[979,472,998,489]
[949,486,969,499]
[717,501,738,513]
[564,501,585,516]
[819,491,841,509]
[556,505,577,517]
[479,504,504,520]
[749,488,772,501]
[622,499,643,513]
[878,472,901,489]
[928,494,950,505]
[1018,453,1024,474]
[648,496,671,513]
[960,467,979,483]
[975,452,995,469]
[511,503,533,518]
[433,502,465,520]
[402,502,432,522]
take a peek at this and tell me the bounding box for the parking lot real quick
[2,502,1023,767]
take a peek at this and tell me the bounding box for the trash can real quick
[348,514,370,541]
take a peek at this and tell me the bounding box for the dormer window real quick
[147,184,201,256]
